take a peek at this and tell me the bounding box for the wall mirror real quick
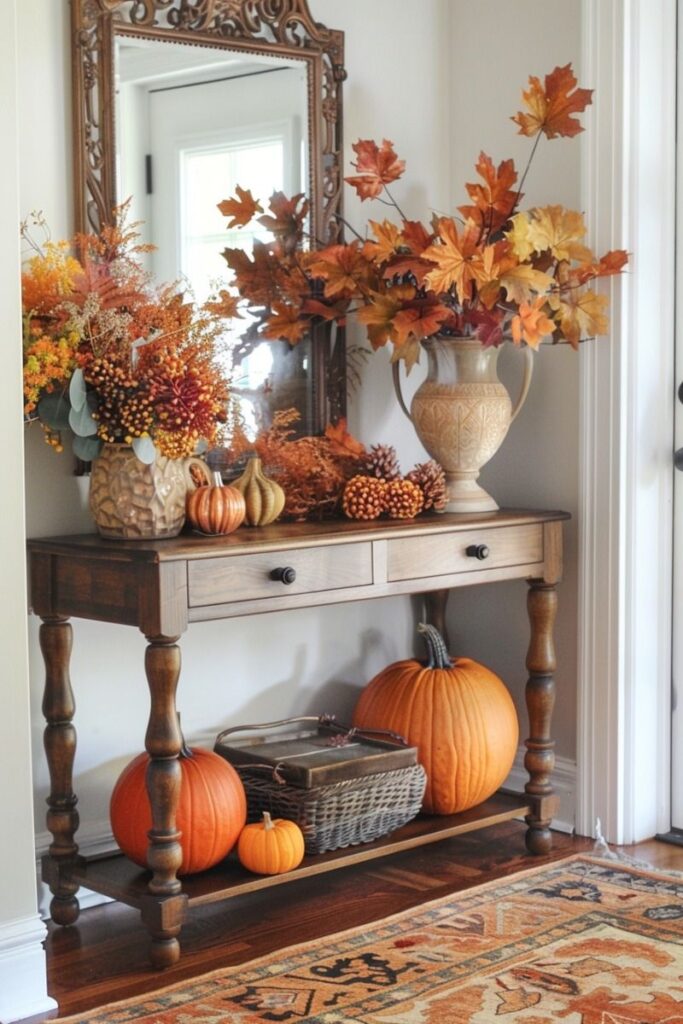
[71,0,346,444]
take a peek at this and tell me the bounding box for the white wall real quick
[19,0,582,910]
[0,1,56,1018]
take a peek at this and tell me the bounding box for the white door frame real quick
[673,4,683,831]
[577,0,676,844]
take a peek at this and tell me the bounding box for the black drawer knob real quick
[466,544,490,561]
[269,566,297,585]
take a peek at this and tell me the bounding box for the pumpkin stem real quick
[262,811,274,831]
[417,622,452,669]
[211,471,223,487]
[176,713,193,759]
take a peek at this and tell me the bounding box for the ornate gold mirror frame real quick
[70,0,347,429]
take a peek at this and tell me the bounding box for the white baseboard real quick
[504,748,577,835]
[0,915,56,1023]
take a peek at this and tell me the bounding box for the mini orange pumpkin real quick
[110,743,247,875]
[353,623,519,815]
[186,471,246,535]
[237,812,305,875]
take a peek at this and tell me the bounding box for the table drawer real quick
[387,523,543,582]
[188,542,373,607]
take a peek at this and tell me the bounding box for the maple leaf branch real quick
[382,185,409,222]
[513,131,543,216]
[332,214,365,243]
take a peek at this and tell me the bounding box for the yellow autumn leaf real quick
[506,213,535,261]
[499,264,554,305]
[551,288,609,348]
[525,205,594,263]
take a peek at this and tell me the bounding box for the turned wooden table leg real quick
[424,589,450,649]
[143,634,187,968]
[40,616,80,926]
[524,581,558,855]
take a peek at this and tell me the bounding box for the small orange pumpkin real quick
[186,471,246,535]
[353,623,519,815]
[237,812,305,875]
[110,743,247,875]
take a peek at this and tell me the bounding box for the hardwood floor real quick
[28,822,682,1021]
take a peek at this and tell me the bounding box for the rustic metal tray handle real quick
[216,714,408,747]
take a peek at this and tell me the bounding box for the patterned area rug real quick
[55,856,683,1023]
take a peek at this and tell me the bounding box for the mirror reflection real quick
[114,34,313,439]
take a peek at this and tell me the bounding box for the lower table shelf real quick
[63,791,531,911]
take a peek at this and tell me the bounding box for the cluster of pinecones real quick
[343,444,447,521]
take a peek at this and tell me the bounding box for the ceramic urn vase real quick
[393,336,534,513]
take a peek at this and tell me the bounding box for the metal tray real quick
[214,715,418,789]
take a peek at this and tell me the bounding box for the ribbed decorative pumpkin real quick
[353,623,519,815]
[231,456,285,527]
[237,811,305,875]
[110,744,247,875]
[186,472,246,535]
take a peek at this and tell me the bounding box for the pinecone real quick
[384,478,424,519]
[361,443,401,481]
[342,475,387,520]
[406,460,447,512]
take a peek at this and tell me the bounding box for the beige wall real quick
[20,0,581,861]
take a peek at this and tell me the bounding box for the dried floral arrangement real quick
[223,410,445,522]
[21,207,233,462]
[219,64,627,371]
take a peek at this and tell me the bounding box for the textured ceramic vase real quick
[393,337,534,513]
[89,443,187,540]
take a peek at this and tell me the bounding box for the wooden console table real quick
[28,508,567,967]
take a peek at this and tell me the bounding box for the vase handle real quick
[510,346,535,424]
[392,361,413,421]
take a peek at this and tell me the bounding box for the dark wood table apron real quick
[28,509,567,968]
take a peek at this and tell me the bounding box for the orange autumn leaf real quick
[574,248,629,285]
[423,219,484,303]
[324,418,366,458]
[258,192,309,241]
[345,139,406,201]
[307,242,370,298]
[263,302,308,344]
[402,220,434,254]
[551,288,609,348]
[363,220,404,264]
[458,152,519,234]
[510,297,555,349]
[355,284,416,349]
[391,299,451,348]
[217,186,263,228]
[512,63,593,139]
[203,289,242,320]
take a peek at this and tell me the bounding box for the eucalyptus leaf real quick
[72,435,103,462]
[132,434,158,464]
[37,392,71,430]
[194,438,209,454]
[68,368,87,412]
[68,401,98,438]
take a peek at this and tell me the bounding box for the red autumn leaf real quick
[466,308,505,348]
[217,186,264,228]
[458,153,520,235]
[512,64,593,139]
[402,220,434,254]
[345,139,406,201]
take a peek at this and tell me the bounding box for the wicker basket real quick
[237,763,427,855]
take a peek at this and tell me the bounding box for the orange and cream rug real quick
[55,856,683,1023]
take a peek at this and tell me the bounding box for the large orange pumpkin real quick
[353,623,519,815]
[110,745,247,875]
